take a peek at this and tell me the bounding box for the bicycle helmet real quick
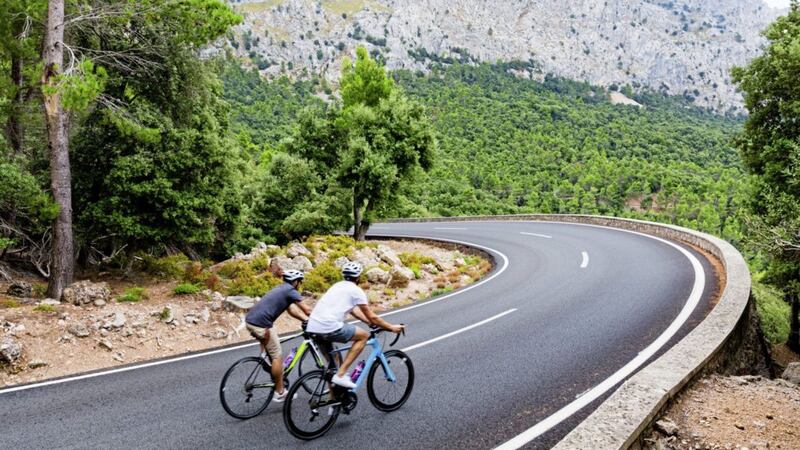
[341,261,363,278]
[282,269,305,282]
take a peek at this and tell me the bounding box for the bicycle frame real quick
[328,336,397,391]
[250,336,326,389]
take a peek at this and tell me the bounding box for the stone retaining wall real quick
[383,214,752,449]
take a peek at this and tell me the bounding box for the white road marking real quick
[402,309,517,352]
[434,227,468,230]
[494,224,706,450]
[580,251,589,268]
[520,232,552,239]
[0,236,509,395]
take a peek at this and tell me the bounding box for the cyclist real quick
[245,269,311,402]
[306,261,403,389]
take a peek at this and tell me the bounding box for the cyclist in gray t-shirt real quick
[245,270,311,402]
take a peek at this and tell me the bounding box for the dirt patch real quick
[645,375,800,450]
[0,238,490,387]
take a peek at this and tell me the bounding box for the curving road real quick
[0,221,717,449]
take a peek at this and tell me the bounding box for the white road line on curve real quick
[494,223,705,450]
[520,232,552,239]
[0,235,509,395]
[580,251,589,268]
[402,309,517,352]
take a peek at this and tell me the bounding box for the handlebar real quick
[369,324,405,347]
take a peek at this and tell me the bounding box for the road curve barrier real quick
[383,214,755,449]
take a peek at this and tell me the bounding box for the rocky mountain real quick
[223,0,785,110]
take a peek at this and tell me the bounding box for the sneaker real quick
[273,389,288,403]
[331,374,357,390]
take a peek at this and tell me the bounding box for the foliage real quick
[1,299,20,308]
[33,303,55,313]
[141,254,191,280]
[752,277,791,344]
[225,271,281,297]
[117,287,148,303]
[173,283,200,295]
[303,261,342,293]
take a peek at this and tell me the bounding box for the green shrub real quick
[226,272,281,297]
[32,283,47,298]
[142,254,191,279]
[303,261,342,294]
[1,299,20,308]
[399,252,436,267]
[431,286,454,297]
[117,287,148,303]
[753,279,791,344]
[183,261,206,284]
[251,253,272,272]
[159,307,171,320]
[33,304,55,313]
[218,260,250,279]
[464,255,481,266]
[173,283,200,295]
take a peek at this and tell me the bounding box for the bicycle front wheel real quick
[219,356,274,419]
[367,350,414,411]
[283,370,338,440]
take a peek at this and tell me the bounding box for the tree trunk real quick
[352,196,371,241]
[789,292,800,354]
[5,53,25,155]
[42,0,74,300]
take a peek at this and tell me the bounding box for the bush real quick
[33,304,55,313]
[142,254,191,280]
[399,252,436,267]
[226,272,281,297]
[183,261,206,284]
[218,260,250,279]
[303,261,342,294]
[32,284,47,298]
[204,273,223,292]
[1,299,20,308]
[118,287,148,303]
[173,283,200,295]
[251,253,271,272]
[753,279,791,344]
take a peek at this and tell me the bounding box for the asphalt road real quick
[0,221,717,449]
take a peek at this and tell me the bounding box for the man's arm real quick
[354,304,403,333]
[287,302,310,321]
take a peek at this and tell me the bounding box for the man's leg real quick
[336,327,368,378]
[264,327,284,393]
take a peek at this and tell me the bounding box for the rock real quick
[28,360,48,369]
[286,243,311,258]
[62,280,111,306]
[103,312,126,329]
[269,255,297,273]
[207,328,227,340]
[0,336,22,363]
[159,306,174,323]
[183,313,200,325]
[734,423,745,430]
[655,418,679,436]
[6,281,32,298]
[67,322,90,338]
[782,362,800,385]
[388,266,415,288]
[421,263,439,274]
[333,256,350,268]
[454,257,466,267]
[353,247,381,268]
[232,251,252,261]
[93,299,107,307]
[58,334,73,344]
[99,329,109,337]
[225,296,257,312]
[377,245,402,267]
[201,308,210,323]
[113,352,125,362]
[366,267,390,284]
[39,298,61,306]
[98,339,113,351]
[292,255,314,272]
[121,328,132,337]
[210,301,222,312]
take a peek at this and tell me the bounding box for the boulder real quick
[782,362,800,385]
[269,256,296,273]
[353,247,381,268]
[292,256,314,272]
[67,322,91,338]
[225,296,257,312]
[286,243,311,258]
[62,280,111,306]
[7,281,32,298]
[102,312,126,329]
[388,266,415,288]
[0,336,21,363]
[333,256,350,268]
[97,339,114,351]
[655,418,679,436]
[366,268,390,284]
[377,245,402,267]
[421,263,439,274]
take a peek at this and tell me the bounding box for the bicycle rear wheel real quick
[219,356,274,419]
[283,370,338,440]
[367,350,414,412]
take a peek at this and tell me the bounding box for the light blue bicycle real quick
[282,325,414,440]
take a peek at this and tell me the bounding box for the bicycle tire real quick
[367,350,414,412]
[283,370,338,440]
[219,356,274,419]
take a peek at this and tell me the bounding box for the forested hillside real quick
[220,61,748,246]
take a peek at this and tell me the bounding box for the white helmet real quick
[283,269,305,282]
[341,261,363,278]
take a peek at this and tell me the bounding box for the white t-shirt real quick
[307,281,368,334]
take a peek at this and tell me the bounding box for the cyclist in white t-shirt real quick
[306,261,404,389]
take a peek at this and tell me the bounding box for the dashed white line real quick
[402,309,517,352]
[520,232,552,239]
[580,251,589,269]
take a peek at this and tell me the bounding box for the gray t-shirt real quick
[245,283,302,328]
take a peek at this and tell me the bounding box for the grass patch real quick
[173,283,201,295]
[752,278,791,344]
[32,283,47,298]
[33,304,55,313]
[383,288,395,296]
[1,299,20,308]
[117,287,148,303]
[159,307,171,321]
[431,286,454,297]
